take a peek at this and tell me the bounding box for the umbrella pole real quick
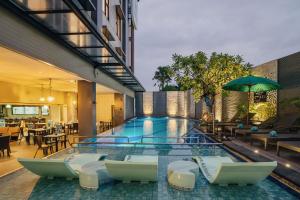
[247,87,250,125]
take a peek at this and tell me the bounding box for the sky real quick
[134,0,300,91]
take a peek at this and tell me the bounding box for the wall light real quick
[5,104,11,109]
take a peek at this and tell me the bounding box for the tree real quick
[162,84,179,91]
[152,66,174,90]
[171,51,251,113]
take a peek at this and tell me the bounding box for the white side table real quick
[167,160,199,190]
[79,161,108,190]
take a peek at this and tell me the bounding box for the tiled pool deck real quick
[0,145,299,200]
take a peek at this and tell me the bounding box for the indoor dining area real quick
[0,46,122,176]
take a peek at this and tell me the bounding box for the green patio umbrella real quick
[223,75,281,124]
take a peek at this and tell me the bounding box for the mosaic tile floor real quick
[0,145,298,200]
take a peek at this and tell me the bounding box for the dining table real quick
[43,133,67,152]
[27,128,50,145]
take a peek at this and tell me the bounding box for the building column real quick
[77,80,96,136]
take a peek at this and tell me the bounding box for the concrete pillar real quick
[77,80,96,136]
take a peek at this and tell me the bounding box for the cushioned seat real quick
[167,160,199,190]
[193,156,277,186]
[18,153,107,179]
[79,161,112,190]
[105,155,158,183]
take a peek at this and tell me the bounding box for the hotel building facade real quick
[0,0,144,136]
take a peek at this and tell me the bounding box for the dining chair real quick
[0,135,11,157]
[34,135,53,158]
[71,123,79,134]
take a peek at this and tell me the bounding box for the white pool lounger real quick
[18,153,107,180]
[105,155,158,182]
[193,156,277,186]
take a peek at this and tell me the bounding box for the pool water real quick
[100,117,198,144]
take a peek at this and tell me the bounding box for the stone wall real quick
[166,91,188,117]
[135,90,227,120]
[187,90,196,118]
[277,52,300,117]
[153,92,166,116]
[222,92,247,122]
[135,91,198,118]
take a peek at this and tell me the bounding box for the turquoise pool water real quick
[99,117,199,144]
[0,117,298,199]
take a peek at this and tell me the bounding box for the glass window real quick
[41,105,49,116]
[116,13,122,39]
[102,0,110,20]
[12,106,39,115]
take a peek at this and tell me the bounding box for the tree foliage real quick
[152,66,174,90]
[162,84,180,91]
[171,51,251,109]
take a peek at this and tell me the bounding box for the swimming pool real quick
[0,117,298,199]
[99,117,201,144]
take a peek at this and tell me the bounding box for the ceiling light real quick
[47,78,55,102]
[285,163,291,168]
[40,97,45,102]
[254,150,259,154]
[5,104,11,109]
[47,96,55,102]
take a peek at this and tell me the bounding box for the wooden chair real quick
[71,123,78,134]
[0,135,11,157]
[34,135,53,158]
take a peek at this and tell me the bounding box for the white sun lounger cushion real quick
[105,155,158,182]
[18,153,107,179]
[66,153,107,172]
[193,156,277,186]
